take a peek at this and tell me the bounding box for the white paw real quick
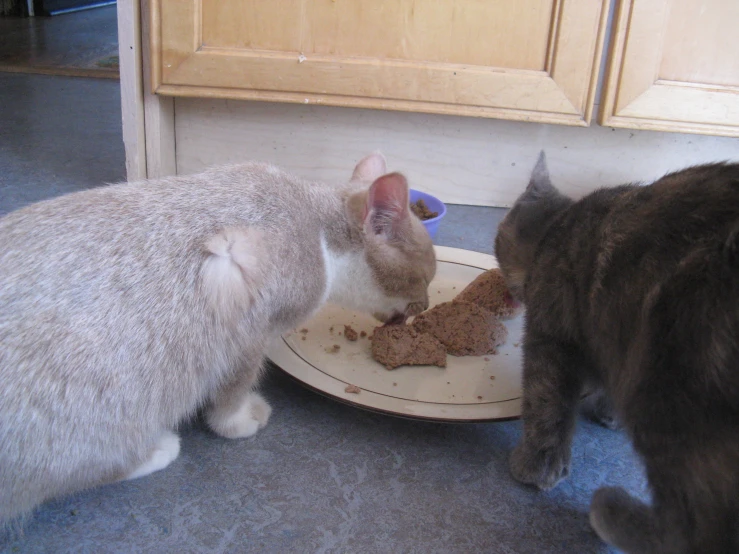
[207,392,272,439]
[125,430,181,480]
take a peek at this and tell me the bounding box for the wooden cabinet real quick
[144,0,739,144]
[600,0,739,137]
[151,0,609,126]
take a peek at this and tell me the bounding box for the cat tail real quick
[201,227,265,321]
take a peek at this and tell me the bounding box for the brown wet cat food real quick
[412,301,507,356]
[371,325,447,370]
[410,198,438,221]
[455,268,521,319]
[343,325,359,341]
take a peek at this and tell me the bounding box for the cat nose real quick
[385,312,407,326]
[374,311,407,325]
[405,300,428,317]
[373,312,388,323]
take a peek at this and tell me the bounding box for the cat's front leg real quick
[206,361,272,439]
[510,338,582,490]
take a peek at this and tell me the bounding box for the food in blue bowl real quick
[409,189,446,239]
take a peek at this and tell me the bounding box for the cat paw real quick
[590,486,656,553]
[125,430,181,480]
[509,441,570,490]
[207,392,272,439]
[580,390,621,430]
[581,404,621,430]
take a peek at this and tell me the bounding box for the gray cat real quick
[0,153,436,524]
[495,153,739,553]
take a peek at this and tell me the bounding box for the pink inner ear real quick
[365,173,410,235]
[368,172,409,216]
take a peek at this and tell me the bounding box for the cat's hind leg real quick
[589,483,738,554]
[509,339,584,490]
[206,363,271,439]
[589,486,659,554]
[125,430,181,480]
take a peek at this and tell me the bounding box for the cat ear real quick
[524,151,555,198]
[352,151,387,182]
[363,172,410,239]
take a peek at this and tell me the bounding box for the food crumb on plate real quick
[325,344,341,354]
[477,396,482,400]
[344,325,359,341]
[300,328,309,334]
[490,375,496,380]
[344,384,361,394]
[360,330,367,338]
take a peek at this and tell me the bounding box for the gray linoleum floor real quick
[0,72,645,554]
[0,6,119,79]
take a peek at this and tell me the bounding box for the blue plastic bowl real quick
[410,189,446,239]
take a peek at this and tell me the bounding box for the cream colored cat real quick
[0,153,436,523]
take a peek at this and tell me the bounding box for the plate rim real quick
[267,245,522,423]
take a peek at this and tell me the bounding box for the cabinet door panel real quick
[301,1,552,69]
[152,0,608,125]
[600,0,739,137]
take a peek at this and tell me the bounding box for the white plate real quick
[267,246,523,422]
